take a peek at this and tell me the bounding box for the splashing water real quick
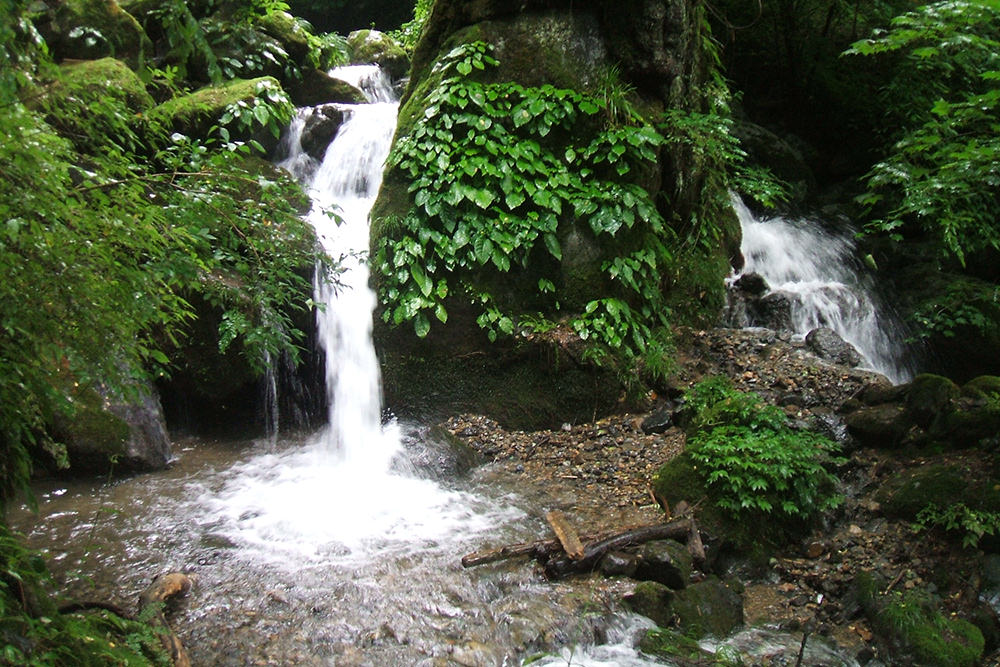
[730,195,914,383]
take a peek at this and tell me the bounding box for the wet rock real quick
[347,29,409,80]
[300,105,346,160]
[623,581,674,627]
[634,539,692,590]
[748,290,794,332]
[734,272,769,297]
[670,577,743,639]
[288,69,367,107]
[640,406,674,434]
[806,327,862,367]
[600,551,638,577]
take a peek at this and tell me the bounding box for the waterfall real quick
[729,195,914,383]
[191,65,508,562]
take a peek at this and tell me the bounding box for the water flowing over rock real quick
[728,194,914,383]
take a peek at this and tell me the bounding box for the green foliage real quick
[907,279,1000,342]
[1,525,171,665]
[857,571,985,667]
[389,0,433,52]
[683,377,844,520]
[376,42,672,365]
[217,77,295,140]
[1,67,317,508]
[915,502,1000,548]
[848,1,1000,265]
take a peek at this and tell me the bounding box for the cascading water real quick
[729,194,914,383]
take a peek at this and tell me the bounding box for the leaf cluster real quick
[376,42,672,363]
[849,1,1000,265]
[914,502,1000,548]
[684,377,844,520]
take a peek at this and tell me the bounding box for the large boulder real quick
[670,577,744,639]
[805,327,862,368]
[370,0,739,427]
[634,539,692,590]
[287,69,367,107]
[50,381,172,474]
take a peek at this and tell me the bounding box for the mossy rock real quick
[29,58,154,154]
[255,10,313,64]
[877,465,969,520]
[287,69,368,107]
[932,400,1000,448]
[347,29,409,79]
[670,576,744,639]
[856,572,985,667]
[149,77,283,149]
[50,386,130,474]
[843,402,911,448]
[44,0,151,66]
[906,374,960,429]
[963,376,1000,400]
[623,581,674,627]
[635,539,692,590]
[638,627,714,662]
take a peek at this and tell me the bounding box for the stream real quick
[11,67,865,665]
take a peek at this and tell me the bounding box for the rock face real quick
[370,0,739,428]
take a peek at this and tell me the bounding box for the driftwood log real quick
[140,573,193,667]
[545,510,584,560]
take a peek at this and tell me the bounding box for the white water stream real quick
[730,195,914,383]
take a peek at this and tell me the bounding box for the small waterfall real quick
[729,195,914,383]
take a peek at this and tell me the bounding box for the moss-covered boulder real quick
[287,69,368,107]
[50,381,172,475]
[29,57,154,154]
[623,581,674,627]
[963,376,1000,401]
[149,77,285,152]
[670,577,744,639]
[843,403,911,448]
[370,0,738,426]
[347,29,409,80]
[634,540,692,589]
[256,10,313,64]
[856,572,985,667]
[42,0,151,66]
[906,374,960,429]
[878,465,969,520]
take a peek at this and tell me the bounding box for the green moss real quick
[878,465,968,519]
[857,573,984,667]
[30,58,153,155]
[149,76,279,140]
[624,581,675,627]
[963,376,1000,400]
[50,385,129,474]
[638,628,714,662]
[906,373,960,428]
[347,29,409,79]
[255,10,312,63]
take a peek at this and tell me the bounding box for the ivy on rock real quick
[375,42,673,364]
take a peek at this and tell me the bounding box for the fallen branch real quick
[140,573,194,667]
[544,519,691,580]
